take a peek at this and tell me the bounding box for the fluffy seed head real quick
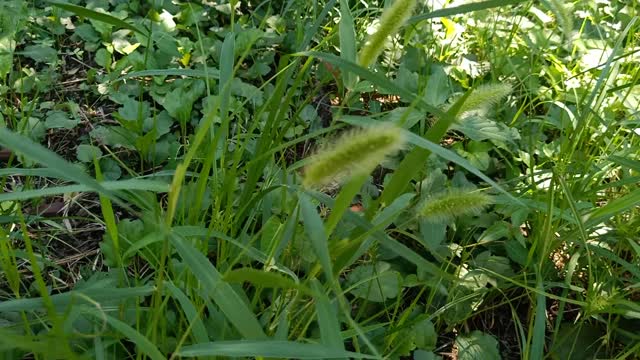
[454,83,512,119]
[303,124,405,189]
[418,189,493,223]
[358,0,417,68]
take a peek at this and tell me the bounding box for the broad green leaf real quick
[143,110,173,137]
[385,107,425,128]
[455,331,501,360]
[21,45,57,63]
[230,78,264,106]
[45,110,79,129]
[414,319,437,350]
[161,80,205,124]
[114,97,151,126]
[423,65,450,107]
[26,117,47,142]
[95,48,111,69]
[100,158,122,180]
[48,1,148,36]
[76,144,103,163]
[347,262,402,302]
[74,23,100,43]
[90,126,136,149]
[473,251,515,279]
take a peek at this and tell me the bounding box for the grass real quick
[0,0,639,359]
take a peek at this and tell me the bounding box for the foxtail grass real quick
[418,189,493,223]
[453,83,512,119]
[303,124,405,188]
[358,0,417,68]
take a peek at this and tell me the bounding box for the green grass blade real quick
[339,0,357,89]
[48,1,148,36]
[164,282,209,344]
[115,68,220,82]
[610,155,640,172]
[87,312,164,360]
[305,189,453,280]
[0,168,61,178]
[121,232,164,260]
[299,192,334,281]
[530,280,547,360]
[587,244,640,279]
[311,280,345,354]
[94,158,121,268]
[219,32,235,123]
[586,188,640,228]
[170,233,267,339]
[176,340,378,359]
[173,226,277,266]
[408,0,528,24]
[0,179,169,202]
[224,268,312,295]
[0,127,113,199]
[0,286,155,312]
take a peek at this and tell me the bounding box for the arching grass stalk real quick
[358,0,417,68]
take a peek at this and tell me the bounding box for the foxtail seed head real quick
[454,83,512,120]
[418,189,493,223]
[303,124,405,189]
[358,0,417,68]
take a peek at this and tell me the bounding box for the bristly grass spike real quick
[358,0,418,68]
[418,189,493,223]
[303,124,406,189]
